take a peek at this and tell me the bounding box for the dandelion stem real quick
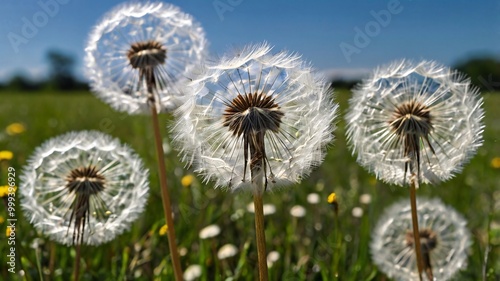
[150,104,184,280]
[253,191,269,281]
[250,132,269,281]
[74,243,81,281]
[409,175,424,281]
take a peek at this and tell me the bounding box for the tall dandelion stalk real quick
[173,43,337,280]
[85,2,207,279]
[19,131,149,280]
[346,60,484,280]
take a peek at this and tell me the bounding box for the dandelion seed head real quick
[85,1,207,114]
[359,193,372,204]
[346,60,484,185]
[20,131,149,246]
[173,43,337,191]
[351,207,363,218]
[267,250,280,268]
[370,198,471,281]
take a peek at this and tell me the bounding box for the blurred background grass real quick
[0,90,499,280]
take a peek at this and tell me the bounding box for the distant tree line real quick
[0,49,88,92]
[1,50,499,92]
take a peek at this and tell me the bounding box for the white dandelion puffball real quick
[246,202,276,216]
[173,43,337,191]
[20,131,149,246]
[85,1,207,114]
[346,60,484,186]
[371,198,471,281]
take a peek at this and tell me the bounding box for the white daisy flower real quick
[85,1,207,114]
[198,224,221,239]
[20,131,149,246]
[290,205,306,218]
[183,264,202,281]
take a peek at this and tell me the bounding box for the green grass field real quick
[1,90,499,280]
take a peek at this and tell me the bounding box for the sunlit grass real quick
[0,90,499,280]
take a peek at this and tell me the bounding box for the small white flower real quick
[198,224,221,239]
[85,1,207,114]
[20,131,149,246]
[359,193,372,205]
[267,250,280,267]
[217,243,239,260]
[173,42,337,191]
[307,193,320,204]
[246,203,276,216]
[351,207,363,218]
[371,198,471,281]
[290,205,306,218]
[346,60,484,186]
[183,264,202,281]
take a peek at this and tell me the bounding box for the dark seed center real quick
[406,228,438,253]
[127,40,167,69]
[389,100,433,137]
[65,165,105,195]
[223,92,284,137]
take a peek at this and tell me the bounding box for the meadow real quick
[0,90,499,280]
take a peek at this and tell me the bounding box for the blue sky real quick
[1,0,499,82]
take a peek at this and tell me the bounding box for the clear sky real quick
[1,0,499,82]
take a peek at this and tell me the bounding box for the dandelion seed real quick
[217,243,239,260]
[198,224,221,239]
[290,205,306,218]
[0,150,13,161]
[20,131,149,246]
[5,122,25,135]
[173,42,337,192]
[346,60,484,185]
[307,193,320,204]
[183,264,202,281]
[85,1,207,114]
[371,198,471,281]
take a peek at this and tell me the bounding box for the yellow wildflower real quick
[0,216,4,224]
[0,150,13,161]
[6,226,14,237]
[0,185,16,198]
[491,157,500,169]
[159,224,168,236]
[327,193,337,204]
[6,123,26,135]
[181,174,195,188]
